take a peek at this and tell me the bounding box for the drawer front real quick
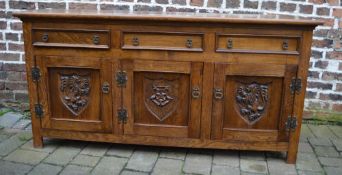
[121,32,204,52]
[216,34,299,54]
[32,29,110,49]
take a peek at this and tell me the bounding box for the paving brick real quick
[28,163,62,175]
[71,154,100,167]
[324,167,342,175]
[213,150,239,167]
[12,119,31,129]
[300,124,315,141]
[152,158,183,175]
[183,153,212,175]
[80,143,110,156]
[60,164,92,175]
[296,153,323,172]
[4,149,48,165]
[121,170,149,175]
[267,158,297,175]
[318,157,342,167]
[43,146,81,165]
[240,159,268,174]
[329,126,342,138]
[309,125,338,139]
[309,137,333,146]
[240,151,266,160]
[299,142,314,153]
[0,132,12,142]
[159,148,186,160]
[0,160,32,175]
[106,144,134,158]
[332,139,342,151]
[0,132,31,156]
[212,164,240,175]
[0,112,22,128]
[297,170,322,175]
[92,156,128,175]
[314,146,339,157]
[126,149,159,172]
[21,139,59,153]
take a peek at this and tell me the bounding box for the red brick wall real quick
[0,0,341,115]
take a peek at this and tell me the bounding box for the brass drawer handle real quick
[42,33,49,42]
[192,86,201,99]
[102,82,110,94]
[282,40,289,50]
[186,39,193,48]
[132,37,139,46]
[227,39,233,49]
[214,88,224,100]
[93,35,100,45]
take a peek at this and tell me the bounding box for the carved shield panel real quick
[144,75,179,121]
[59,72,91,116]
[235,82,269,125]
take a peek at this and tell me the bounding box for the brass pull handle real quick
[102,82,110,94]
[132,37,139,46]
[93,35,100,45]
[282,40,289,50]
[42,33,48,42]
[186,39,193,48]
[192,86,201,99]
[227,39,233,49]
[214,88,224,100]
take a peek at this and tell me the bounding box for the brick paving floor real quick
[0,122,341,174]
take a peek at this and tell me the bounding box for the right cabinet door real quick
[211,63,297,142]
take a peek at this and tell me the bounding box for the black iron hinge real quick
[31,67,40,81]
[286,117,297,131]
[116,71,127,87]
[34,104,43,117]
[117,108,127,124]
[290,78,302,95]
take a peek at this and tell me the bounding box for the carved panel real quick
[59,72,91,116]
[235,82,269,124]
[144,74,179,121]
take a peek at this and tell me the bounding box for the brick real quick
[8,43,24,52]
[0,21,6,29]
[138,0,151,2]
[300,124,315,140]
[156,0,169,4]
[336,83,342,91]
[240,159,267,174]
[4,149,48,165]
[280,3,297,12]
[261,1,276,10]
[308,71,320,79]
[213,150,239,167]
[0,42,5,50]
[183,153,212,175]
[38,2,66,10]
[332,104,342,112]
[314,146,339,157]
[316,7,330,16]
[121,171,148,175]
[314,29,329,37]
[296,153,323,172]
[152,158,183,175]
[126,150,159,172]
[9,1,35,10]
[71,154,100,167]
[0,1,4,9]
[326,51,342,60]
[3,64,26,72]
[309,0,325,4]
[211,165,239,175]
[308,125,338,138]
[28,163,62,175]
[0,132,31,156]
[21,139,59,153]
[69,3,97,10]
[0,71,7,80]
[298,142,314,153]
[312,39,333,48]
[324,167,342,175]
[172,0,186,5]
[166,7,196,12]
[308,82,333,90]
[327,0,340,5]
[5,82,27,91]
[305,91,317,99]
[311,50,323,59]
[190,0,204,6]
[320,93,342,101]
[267,158,297,175]
[308,137,332,146]
[60,165,92,175]
[43,146,82,165]
[299,4,313,14]
[15,92,29,102]
[0,82,4,90]
[0,53,20,61]
[333,8,342,18]
[332,138,342,150]
[92,156,128,175]
[118,0,134,2]
[226,0,240,8]
[0,160,32,175]
[10,22,22,31]
[244,0,258,9]
[318,157,342,167]
[100,4,130,11]
[314,60,329,69]
[0,91,14,99]
[0,112,22,128]
[134,5,163,12]
[208,0,223,8]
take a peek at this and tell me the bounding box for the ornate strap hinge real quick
[31,67,41,81]
[116,71,127,87]
[285,117,297,131]
[117,108,127,124]
[34,104,43,117]
[290,78,302,95]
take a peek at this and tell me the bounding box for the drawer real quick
[216,34,299,55]
[121,32,204,52]
[32,28,110,49]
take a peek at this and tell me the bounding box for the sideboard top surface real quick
[13,9,323,26]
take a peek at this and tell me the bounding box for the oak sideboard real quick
[14,10,322,163]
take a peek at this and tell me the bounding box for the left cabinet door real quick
[35,56,113,133]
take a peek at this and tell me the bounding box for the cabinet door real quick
[121,60,203,138]
[36,56,113,132]
[211,64,296,142]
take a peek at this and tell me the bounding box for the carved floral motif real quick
[59,73,90,116]
[235,82,268,124]
[150,85,174,107]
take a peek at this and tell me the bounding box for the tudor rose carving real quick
[235,82,268,124]
[60,73,90,116]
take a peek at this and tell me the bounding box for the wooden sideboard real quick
[14,10,322,163]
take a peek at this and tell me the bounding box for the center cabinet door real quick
[121,60,203,138]
[36,56,113,133]
[211,63,297,142]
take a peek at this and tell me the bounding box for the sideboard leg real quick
[286,149,298,164]
[32,134,43,148]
